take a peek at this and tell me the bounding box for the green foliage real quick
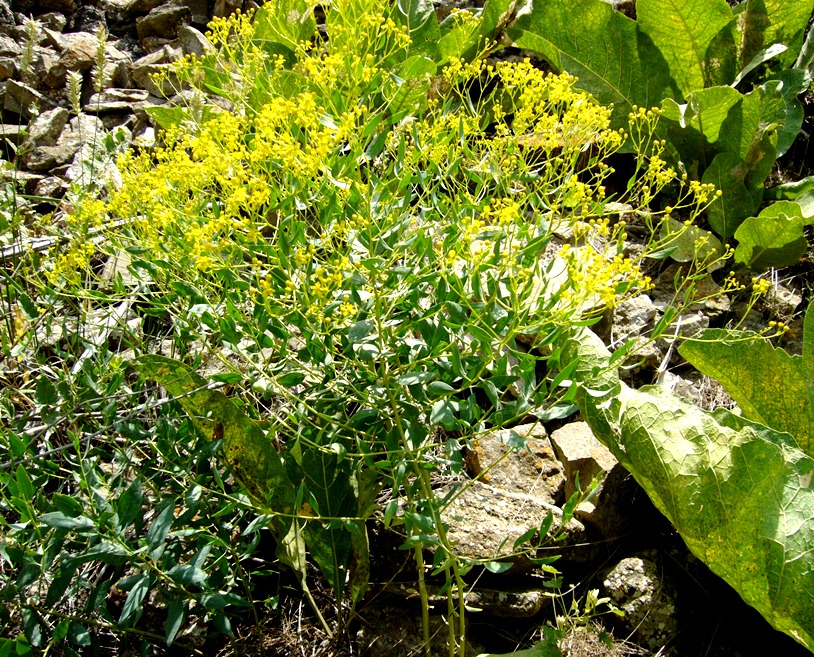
[555,327,814,652]
[508,0,814,254]
[733,200,810,269]
[679,300,814,456]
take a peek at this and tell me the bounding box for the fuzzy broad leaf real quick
[507,0,674,130]
[733,201,809,270]
[737,0,814,70]
[637,0,735,98]
[679,301,814,456]
[557,328,814,652]
[136,356,295,519]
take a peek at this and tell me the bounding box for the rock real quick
[42,30,100,87]
[213,0,242,17]
[27,106,70,144]
[4,80,56,119]
[602,556,679,652]
[178,24,213,57]
[0,1,13,34]
[464,423,565,504]
[34,175,68,199]
[765,281,803,319]
[610,294,662,371]
[549,421,616,499]
[101,249,139,287]
[136,0,193,41]
[0,124,26,145]
[24,113,105,171]
[657,370,702,405]
[438,481,590,567]
[34,12,67,33]
[687,274,730,318]
[0,33,20,57]
[132,45,183,96]
[40,0,76,13]
[384,582,549,618]
[0,57,15,80]
[73,5,108,34]
[84,87,150,112]
[573,461,643,539]
[658,311,709,345]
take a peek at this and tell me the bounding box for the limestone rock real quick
[549,421,616,499]
[136,0,193,41]
[4,80,55,118]
[84,87,149,113]
[464,423,564,504]
[611,294,662,371]
[22,113,104,171]
[178,24,213,57]
[603,556,679,652]
[438,481,588,567]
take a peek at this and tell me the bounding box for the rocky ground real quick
[2,1,814,656]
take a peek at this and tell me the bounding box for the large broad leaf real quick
[136,356,295,519]
[733,201,809,270]
[679,300,814,456]
[557,328,814,652]
[738,0,814,69]
[507,0,674,129]
[767,68,812,156]
[252,0,317,60]
[660,86,743,170]
[637,0,735,98]
[702,151,761,241]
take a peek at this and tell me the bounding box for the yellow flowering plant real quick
[6,1,738,655]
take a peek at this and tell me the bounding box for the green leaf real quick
[15,465,34,501]
[482,560,513,574]
[680,312,814,457]
[118,573,149,627]
[40,513,94,531]
[733,201,809,269]
[732,43,788,87]
[637,0,734,98]
[52,494,84,518]
[116,477,143,530]
[659,217,724,264]
[253,0,316,52]
[765,174,814,202]
[738,0,814,69]
[702,152,761,241]
[558,327,814,651]
[508,0,674,129]
[168,564,208,587]
[136,356,295,522]
[146,501,174,555]
[165,600,185,646]
[767,68,811,156]
[34,377,58,406]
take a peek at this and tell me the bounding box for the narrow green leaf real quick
[40,513,94,531]
[116,477,143,530]
[165,600,185,646]
[15,465,34,501]
[146,501,174,553]
[118,574,150,627]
